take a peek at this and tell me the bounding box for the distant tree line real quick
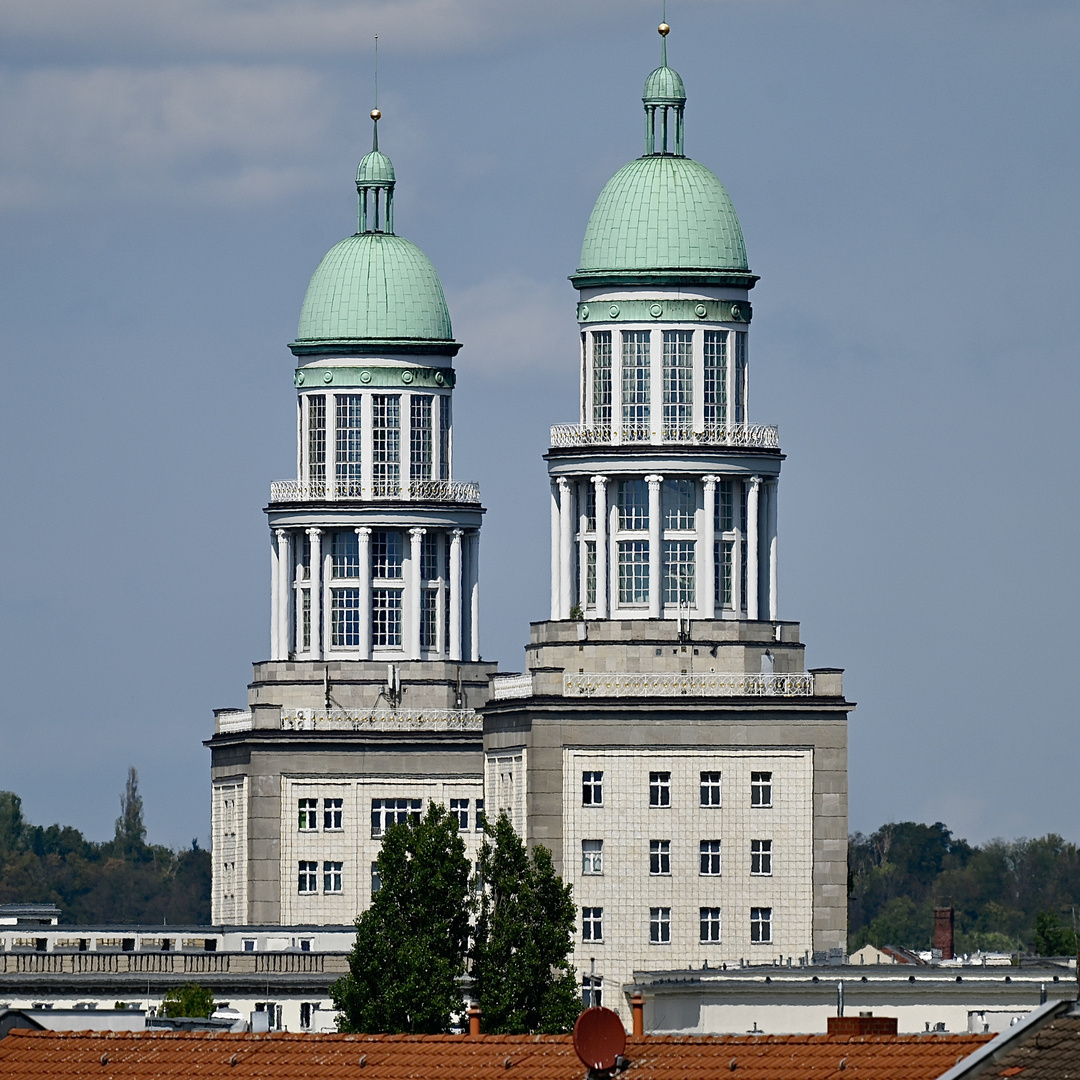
[0,768,210,924]
[849,821,1080,956]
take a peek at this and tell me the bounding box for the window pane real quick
[335,395,362,494]
[700,772,722,806]
[662,540,696,605]
[307,395,326,487]
[410,395,433,482]
[372,589,402,647]
[617,479,649,530]
[420,588,438,650]
[621,330,650,437]
[331,589,360,647]
[662,478,696,530]
[371,532,403,579]
[582,839,604,875]
[585,540,597,606]
[372,395,400,494]
[438,396,451,481]
[618,541,649,605]
[704,331,727,427]
[331,531,359,578]
[592,331,612,428]
[734,332,747,424]
[649,907,671,944]
[662,330,692,432]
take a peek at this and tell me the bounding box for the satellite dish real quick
[573,1007,627,1072]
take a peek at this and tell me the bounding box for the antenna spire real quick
[370,35,381,151]
[658,7,670,67]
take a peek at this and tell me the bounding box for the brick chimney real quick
[828,1015,898,1036]
[934,906,955,961]
[630,993,645,1038]
[467,1005,481,1036]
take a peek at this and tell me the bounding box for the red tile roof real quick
[0,1029,993,1079]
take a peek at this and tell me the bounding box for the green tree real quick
[471,812,579,1034]
[1033,911,1078,956]
[161,982,215,1018]
[330,802,471,1033]
[113,767,146,857]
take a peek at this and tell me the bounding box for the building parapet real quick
[489,674,534,701]
[214,709,252,733]
[550,422,779,450]
[564,671,815,698]
[280,708,482,732]
[268,479,481,504]
[0,952,348,976]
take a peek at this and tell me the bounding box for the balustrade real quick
[269,479,481,504]
[563,671,814,698]
[549,423,778,449]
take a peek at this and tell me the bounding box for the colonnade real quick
[550,473,778,623]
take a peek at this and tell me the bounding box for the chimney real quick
[934,907,955,961]
[631,993,645,1038]
[828,1015,898,1037]
[467,1005,481,1036]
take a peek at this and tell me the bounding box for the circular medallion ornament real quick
[295,370,305,386]
[650,303,663,318]
[730,304,741,321]
[401,370,414,384]
[580,305,590,321]
[435,372,445,386]
[695,304,708,318]
[609,304,620,318]
[360,371,372,384]
[322,370,334,383]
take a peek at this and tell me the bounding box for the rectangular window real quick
[372,589,402,648]
[438,396,451,481]
[584,483,596,531]
[621,330,650,436]
[372,394,400,494]
[582,975,603,1009]
[717,479,734,532]
[649,839,671,875]
[585,540,597,606]
[421,535,440,581]
[700,772,722,807]
[323,861,343,894]
[582,771,603,806]
[371,798,422,837]
[297,861,318,894]
[331,531,359,578]
[475,799,486,831]
[716,539,734,608]
[335,394,362,494]
[582,907,603,941]
[700,840,722,875]
[751,906,772,943]
[371,531,403,579]
[617,479,649,530]
[410,394,433,482]
[592,331,612,428]
[420,588,438,650]
[649,907,671,944]
[662,540,696,605]
[331,588,361,647]
[649,771,671,807]
[370,862,381,895]
[301,589,311,650]
[751,839,773,876]
[307,395,326,487]
[618,541,649,605]
[662,329,693,432]
[662,478,696,530]
[300,1002,315,1030]
[700,907,722,943]
[751,771,773,807]
[734,332,748,424]
[298,798,318,831]
[323,798,343,831]
[704,331,727,427]
[450,798,469,831]
[582,839,604,875]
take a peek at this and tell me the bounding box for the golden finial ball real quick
[658,22,670,36]
[370,108,381,121]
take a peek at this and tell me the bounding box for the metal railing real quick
[490,674,534,701]
[269,479,481,504]
[281,709,481,732]
[563,672,814,698]
[0,952,348,975]
[549,423,779,449]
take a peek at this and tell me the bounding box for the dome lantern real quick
[356,110,396,234]
[643,22,686,156]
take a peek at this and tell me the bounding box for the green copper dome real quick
[357,149,395,185]
[643,65,685,104]
[295,232,453,345]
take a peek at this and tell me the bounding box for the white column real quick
[558,477,573,619]
[767,478,779,621]
[469,530,481,662]
[277,530,292,658]
[322,537,333,655]
[270,530,281,660]
[550,482,560,621]
[356,527,372,660]
[733,485,743,617]
[702,477,719,619]
[746,477,761,621]
[646,474,663,619]
[307,528,322,659]
[325,393,337,499]
[577,481,589,610]
[408,527,425,659]
[361,394,374,499]
[725,330,736,430]
[402,391,414,499]
[450,529,463,661]
[612,332,624,445]
[592,475,608,619]
[608,495,620,615]
[650,328,663,445]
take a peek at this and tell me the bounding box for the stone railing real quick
[490,674,534,701]
[549,423,779,449]
[0,952,349,975]
[563,672,815,698]
[281,709,481,732]
[269,479,481,504]
[214,709,253,734]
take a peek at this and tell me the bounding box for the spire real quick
[356,37,397,234]
[643,19,686,156]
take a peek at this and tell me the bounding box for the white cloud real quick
[0,65,332,208]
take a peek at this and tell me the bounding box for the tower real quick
[208,112,496,927]
[484,26,853,1017]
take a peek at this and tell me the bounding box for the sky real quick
[0,0,1078,852]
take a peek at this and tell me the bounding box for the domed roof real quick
[575,155,749,283]
[357,149,395,185]
[643,65,685,104]
[295,232,453,344]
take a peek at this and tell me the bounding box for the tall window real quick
[717,479,734,531]
[372,590,402,647]
[371,532,403,579]
[700,772,722,807]
[331,531,359,578]
[410,395,433,482]
[649,907,671,944]
[751,771,773,807]
[618,541,649,605]
[372,395,400,494]
[751,839,773,875]
[582,771,603,806]
[585,483,596,531]
[331,589,360,647]
[307,395,326,488]
[582,839,604,875]
[420,588,438,650]
[297,861,318,893]
[298,798,318,831]
[438,396,451,480]
[649,772,671,807]
[649,840,671,875]
[582,907,603,941]
[323,799,343,830]
[663,478,696,530]
[421,534,440,581]
[582,976,603,1008]
[700,840,722,875]
[700,908,722,943]
[717,540,734,608]
[371,798,421,836]
[592,331,612,427]
[740,483,749,606]
[751,907,772,943]
[734,332,748,424]
[662,330,692,432]
[704,331,727,426]
[301,590,311,650]
[323,861,343,894]
[617,479,649,530]
[335,395,362,495]
[663,541,696,605]
[585,540,597,607]
[621,330,650,436]
[370,862,381,894]
[450,799,469,830]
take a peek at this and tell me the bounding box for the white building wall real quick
[211,780,247,925]
[485,749,526,836]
